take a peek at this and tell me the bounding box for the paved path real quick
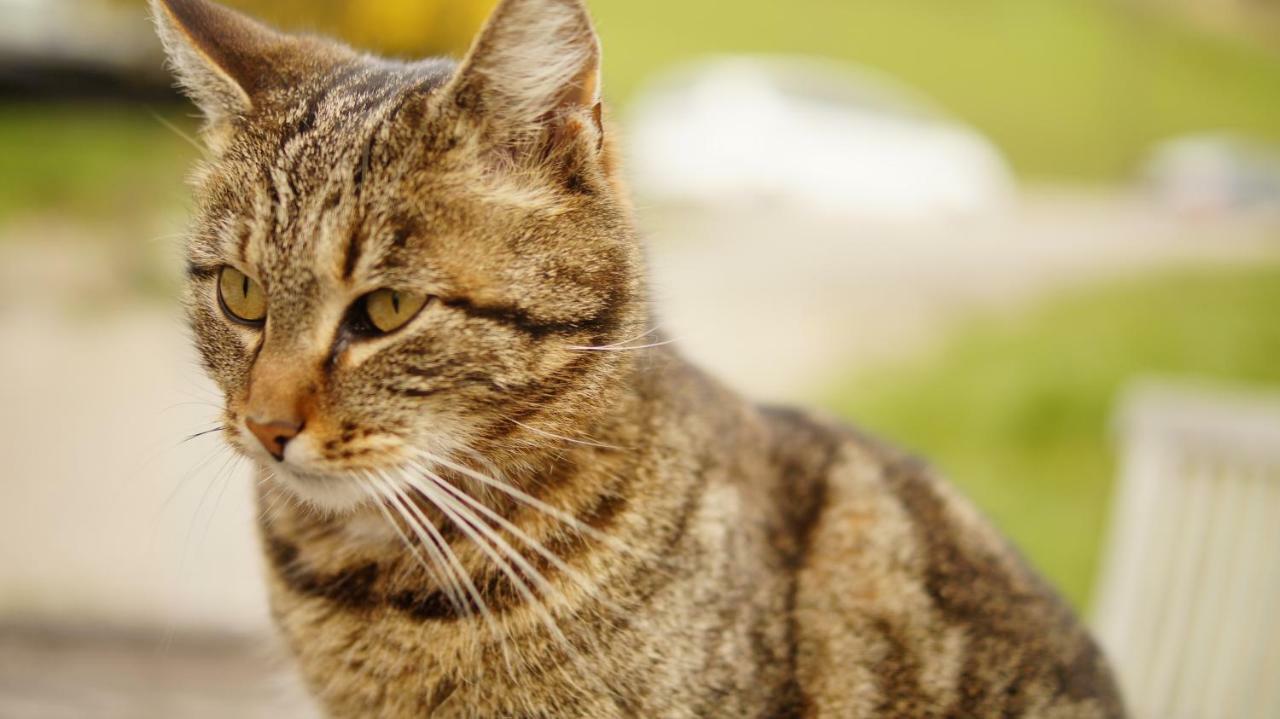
[645,193,1280,402]
[0,625,315,719]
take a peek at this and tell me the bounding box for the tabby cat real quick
[152,0,1126,715]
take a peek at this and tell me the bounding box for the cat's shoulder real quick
[755,405,1126,717]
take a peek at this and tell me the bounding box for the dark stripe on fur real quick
[187,262,218,280]
[758,406,841,718]
[266,536,380,609]
[341,223,364,280]
[441,293,621,339]
[882,459,1125,717]
[869,617,929,716]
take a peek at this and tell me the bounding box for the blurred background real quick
[2,0,1279,716]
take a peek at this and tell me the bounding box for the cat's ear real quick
[446,0,603,151]
[150,0,307,129]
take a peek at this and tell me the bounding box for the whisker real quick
[407,470,571,610]
[565,339,675,353]
[176,448,238,584]
[257,481,289,524]
[372,473,475,619]
[158,400,224,415]
[150,110,205,154]
[368,474,504,686]
[421,450,655,563]
[358,471,465,616]
[181,425,227,445]
[155,440,227,518]
[197,454,243,549]
[408,474,583,664]
[411,474,602,693]
[414,462,617,613]
[378,468,479,619]
[572,325,661,350]
[410,476,540,613]
[377,472,516,674]
[502,416,623,451]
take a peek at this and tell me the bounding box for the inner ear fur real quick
[443,0,605,156]
[151,0,352,128]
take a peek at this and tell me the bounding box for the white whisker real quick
[406,474,582,660]
[359,471,466,616]
[149,110,205,154]
[572,325,661,350]
[376,471,521,675]
[371,473,481,622]
[422,450,655,562]
[566,338,675,353]
[502,416,623,451]
[407,469,572,611]
[413,462,618,614]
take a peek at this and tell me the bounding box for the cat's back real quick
[757,407,1126,718]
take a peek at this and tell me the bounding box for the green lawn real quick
[591,0,1280,180]
[823,263,1280,611]
[0,105,196,223]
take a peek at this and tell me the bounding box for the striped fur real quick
[155,0,1126,715]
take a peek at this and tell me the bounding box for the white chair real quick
[1092,381,1280,719]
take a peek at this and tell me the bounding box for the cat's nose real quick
[245,417,303,461]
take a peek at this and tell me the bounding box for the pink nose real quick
[245,417,303,461]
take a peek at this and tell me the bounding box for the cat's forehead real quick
[260,58,455,179]
[202,59,458,282]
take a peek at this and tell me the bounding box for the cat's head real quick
[153,0,644,512]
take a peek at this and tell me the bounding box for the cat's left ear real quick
[150,0,337,136]
[445,0,603,153]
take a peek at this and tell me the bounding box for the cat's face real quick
[155,0,642,511]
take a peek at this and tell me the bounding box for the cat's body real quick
[152,0,1125,715]
[264,353,1121,717]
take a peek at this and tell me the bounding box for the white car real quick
[625,56,1016,221]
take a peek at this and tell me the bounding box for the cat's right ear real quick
[150,0,295,132]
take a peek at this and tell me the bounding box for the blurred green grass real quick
[0,105,196,224]
[592,0,1280,180]
[825,263,1280,611]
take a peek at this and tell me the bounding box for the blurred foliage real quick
[118,0,498,57]
[827,263,1280,611]
[0,105,196,223]
[115,0,1280,180]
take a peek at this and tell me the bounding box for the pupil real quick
[241,276,249,299]
[391,292,400,314]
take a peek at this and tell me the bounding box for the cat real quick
[152,0,1126,716]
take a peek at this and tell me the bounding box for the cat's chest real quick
[270,588,635,717]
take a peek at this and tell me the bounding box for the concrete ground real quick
[1,190,1276,715]
[0,625,316,718]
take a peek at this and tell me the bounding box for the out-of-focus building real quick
[625,56,1016,222]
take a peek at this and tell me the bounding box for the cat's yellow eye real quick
[364,289,428,334]
[217,266,267,325]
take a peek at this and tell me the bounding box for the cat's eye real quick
[363,289,428,334]
[217,266,267,325]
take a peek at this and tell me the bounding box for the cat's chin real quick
[265,465,374,515]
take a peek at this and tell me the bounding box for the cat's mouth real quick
[232,421,398,513]
[228,408,469,515]
[266,464,373,513]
